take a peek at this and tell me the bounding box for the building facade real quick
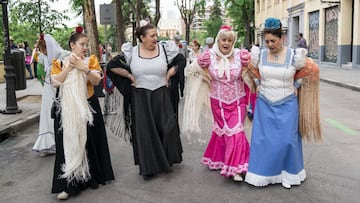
[192,7,232,31]
[254,0,360,68]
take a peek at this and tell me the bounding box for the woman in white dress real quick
[32,34,69,156]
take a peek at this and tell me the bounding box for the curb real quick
[320,78,360,92]
[0,113,40,142]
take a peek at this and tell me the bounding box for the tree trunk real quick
[115,0,126,52]
[185,22,190,44]
[84,0,100,60]
[154,0,160,26]
[136,0,141,26]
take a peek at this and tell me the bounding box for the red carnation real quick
[178,44,183,49]
[220,25,232,31]
[75,26,83,34]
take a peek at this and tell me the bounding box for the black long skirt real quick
[131,86,183,176]
[51,95,115,195]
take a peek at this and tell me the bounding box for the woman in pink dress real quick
[196,25,251,181]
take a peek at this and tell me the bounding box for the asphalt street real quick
[0,82,359,202]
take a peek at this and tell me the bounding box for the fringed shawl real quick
[52,56,94,183]
[181,61,212,143]
[245,58,322,142]
[295,58,322,142]
[106,54,132,141]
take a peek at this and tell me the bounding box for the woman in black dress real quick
[50,27,114,200]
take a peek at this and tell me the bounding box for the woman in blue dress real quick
[244,18,310,189]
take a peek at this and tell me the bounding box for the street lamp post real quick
[250,21,254,45]
[1,0,22,114]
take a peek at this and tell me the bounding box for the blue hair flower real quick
[264,18,281,29]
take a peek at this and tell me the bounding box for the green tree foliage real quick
[52,27,76,50]
[225,0,254,48]
[204,0,223,40]
[9,0,70,34]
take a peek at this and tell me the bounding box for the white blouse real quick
[122,42,178,90]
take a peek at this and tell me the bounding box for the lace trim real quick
[210,94,246,105]
[211,98,245,136]
[245,169,306,187]
[201,157,248,177]
[212,122,244,136]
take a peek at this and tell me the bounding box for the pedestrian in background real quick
[32,34,69,157]
[189,39,202,64]
[297,33,307,49]
[24,41,34,79]
[108,20,183,180]
[244,18,321,189]
[18,43,33,79]
[205,37,214,49]
[9,36,18,49]
[31,41,40,79]
[173,34,187,97]
[184,25,252,181]
[50,26,114,200]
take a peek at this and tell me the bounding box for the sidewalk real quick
[319,63,360,92]
[0,64,360,141]
[0,79,42,141]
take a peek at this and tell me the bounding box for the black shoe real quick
[143,174,154,180]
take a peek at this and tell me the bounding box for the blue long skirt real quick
[245,94,306,187]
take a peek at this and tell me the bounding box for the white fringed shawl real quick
[181,61,212,144]
[60,59,93,182]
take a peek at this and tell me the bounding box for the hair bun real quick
[75,26,83,34]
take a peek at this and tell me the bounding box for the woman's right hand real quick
[127,73,136,86]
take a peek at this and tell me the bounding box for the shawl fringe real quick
[60,67,92,183]
[181,61,212,143]
[105,54,132,141]
[296,58,322,142]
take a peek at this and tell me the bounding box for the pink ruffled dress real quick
[198,48,251,178]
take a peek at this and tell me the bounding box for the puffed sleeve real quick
[292,48,308,70]
[50,59,63,86]
[292,48,308,88]
[164,41,179,63]
[250,46,261,86]
[121,42,133,64]
[88,55,102,72]
[250,45,260,67]
[197,49,211,69]
[51,60,62,75]
[239,48,250,67]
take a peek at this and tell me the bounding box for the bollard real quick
[11,50,26,90]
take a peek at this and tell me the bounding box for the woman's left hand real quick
[166,66,176,87]
[69,54,88,72]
